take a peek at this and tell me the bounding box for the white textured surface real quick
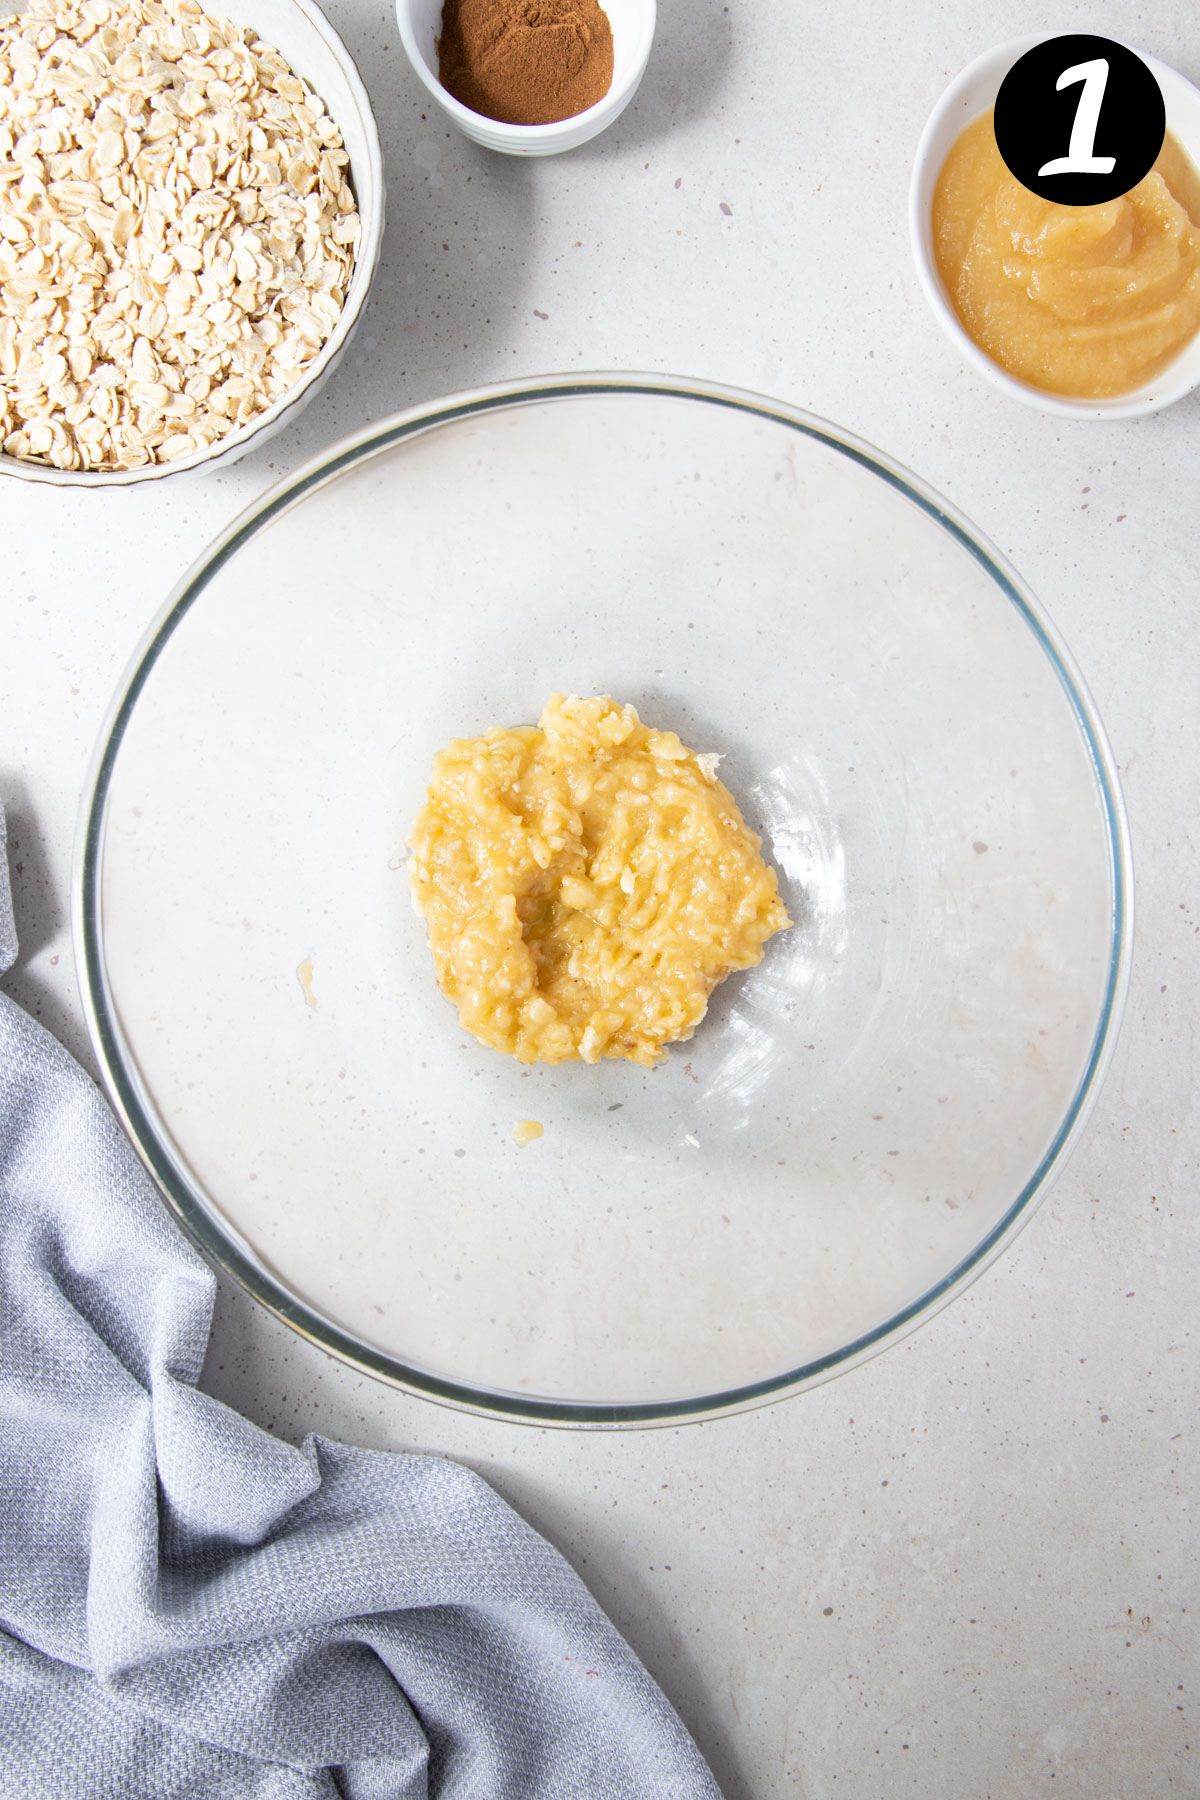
[1,2,1195,1794]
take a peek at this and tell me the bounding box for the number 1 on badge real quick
[1038,58,1117,177]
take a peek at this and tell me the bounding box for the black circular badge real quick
[994,34,1165,205]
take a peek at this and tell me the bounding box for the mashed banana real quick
[933,113,1200,398]
[408,694,791,1067]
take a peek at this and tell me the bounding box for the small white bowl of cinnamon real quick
[396,0,656,155]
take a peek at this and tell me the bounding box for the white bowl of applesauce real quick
[910,36,1200,418]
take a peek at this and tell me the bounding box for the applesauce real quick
[933,112,1200,397]
[408,694,791,1068]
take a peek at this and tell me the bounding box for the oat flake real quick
[0,0,360,471]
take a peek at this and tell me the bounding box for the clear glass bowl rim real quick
[73,372,1135,1430]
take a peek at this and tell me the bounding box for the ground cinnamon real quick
[438,0,614,128]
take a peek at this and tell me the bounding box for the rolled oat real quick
[0,0,361,471]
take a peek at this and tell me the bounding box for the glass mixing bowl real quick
[76,375,1132,1426]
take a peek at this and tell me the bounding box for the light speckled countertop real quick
[3,4,1196,1794]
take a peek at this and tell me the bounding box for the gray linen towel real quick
[0,813,720,1799]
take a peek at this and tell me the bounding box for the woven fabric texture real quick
[0,813,719,1799]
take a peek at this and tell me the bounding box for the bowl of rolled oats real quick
[0,0,383,482]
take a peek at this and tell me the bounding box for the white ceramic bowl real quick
[910,35,1200,419]
[0,0,384,487]
[396,0,655,156]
